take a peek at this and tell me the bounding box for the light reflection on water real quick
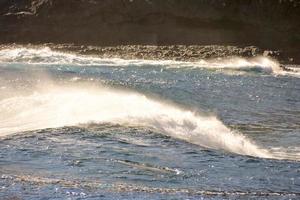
[0,48,300,199]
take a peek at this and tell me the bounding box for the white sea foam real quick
[0,46,295,75]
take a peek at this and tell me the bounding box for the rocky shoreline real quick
[52,44,268,61]
[2,43,288,63]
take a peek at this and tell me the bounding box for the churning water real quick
[0,47,299,199]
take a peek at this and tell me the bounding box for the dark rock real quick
[0,0,299,63]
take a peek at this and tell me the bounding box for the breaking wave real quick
[0,85,273,159]
[0,46,296,75]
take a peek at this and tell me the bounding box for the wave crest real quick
[0,86,272,159]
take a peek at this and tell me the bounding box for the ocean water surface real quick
[0,47,299,199]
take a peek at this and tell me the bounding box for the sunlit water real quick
[0,47,299,199]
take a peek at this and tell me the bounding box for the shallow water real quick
[0,47,299,199]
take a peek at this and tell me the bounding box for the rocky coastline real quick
[0,0,299,64]
[2,43,286,62]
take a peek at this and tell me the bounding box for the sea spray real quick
[0,47,287,75]
[0,85,272,159]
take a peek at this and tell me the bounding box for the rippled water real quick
[0,47,299,199]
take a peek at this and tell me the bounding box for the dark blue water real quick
[0,47,299,199]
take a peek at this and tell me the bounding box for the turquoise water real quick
[0,47,299,199]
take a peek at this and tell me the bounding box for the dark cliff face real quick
[0,0,299,61]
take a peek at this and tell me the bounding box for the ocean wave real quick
[0,85,273,159]
[0,46,298,76]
